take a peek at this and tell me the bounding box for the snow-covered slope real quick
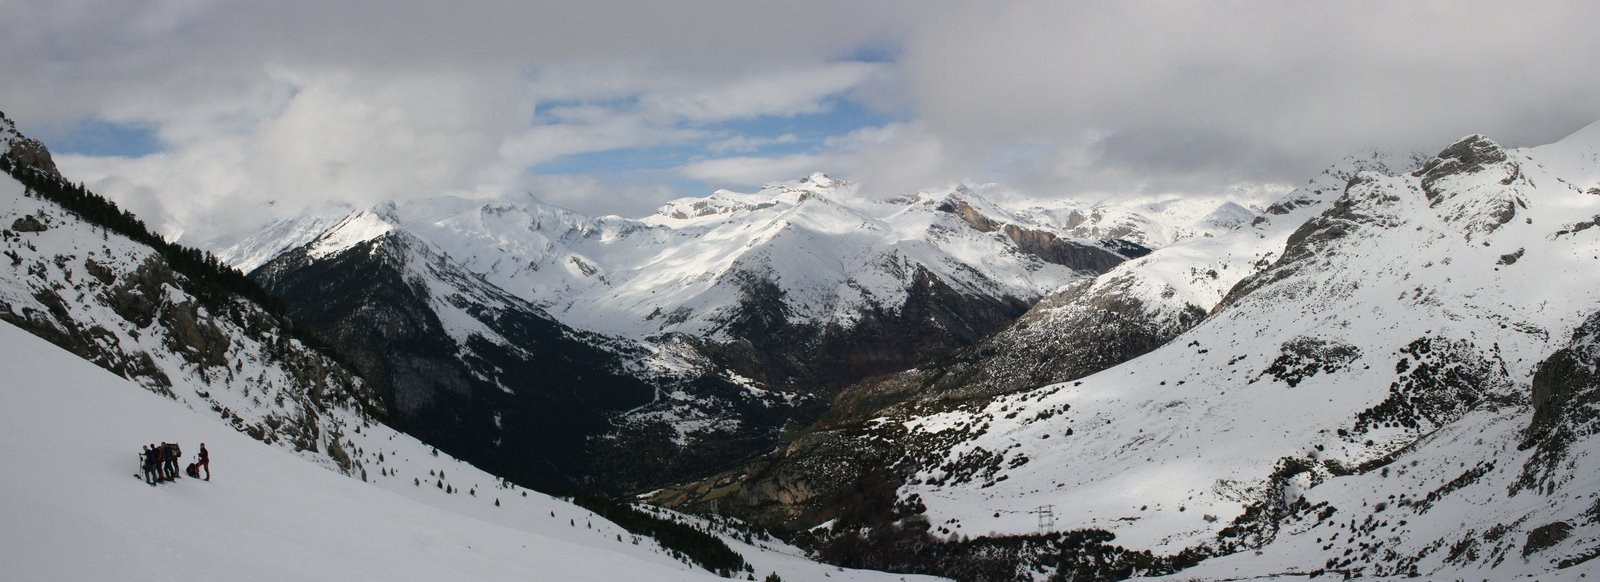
[0,320,699,582]
[658,129,1600,579]
[0,320,942,582]
[867,133,1600,577]
[653,151,1426,533]
[910,148,1428,402]
[1532,119,1600,193]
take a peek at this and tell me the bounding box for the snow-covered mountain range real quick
[658,127,1600,579]
[222,174,1145,340]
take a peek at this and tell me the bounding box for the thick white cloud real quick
[10,0,1600,240]
[679,154,827,187]
[895,0,1600,192]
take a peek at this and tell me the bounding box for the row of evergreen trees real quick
[571,495,750,577]
[0,154,282,312]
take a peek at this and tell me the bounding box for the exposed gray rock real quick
[1516,310,1600,495]
[10,215,44,232]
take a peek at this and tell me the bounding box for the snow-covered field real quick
[0,320,941,582]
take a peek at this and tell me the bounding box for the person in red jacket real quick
[197,443,210,481]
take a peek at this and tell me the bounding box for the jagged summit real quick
[649,172,858,225]
[1414,134,1509,186]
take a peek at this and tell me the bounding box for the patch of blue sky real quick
[715,97,895,149]
[45,118,162,158]
[530,96,641,124]
[533,144,702,175]
[533,97,899,177]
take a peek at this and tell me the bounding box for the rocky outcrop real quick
[1516,310,1600,495]
[0,116,57,177]
[943,199,1145,273]
[698,264,1032,396]
[1413,135,1527,238]
[1415,135,1509,198]
[10,215,45,232]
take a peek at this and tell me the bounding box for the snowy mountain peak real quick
[763,172,857,204]
[800,172,842,188]
[305,208,397,260]
[1415,134,1509,185]
[1408,134,1533,239]
[1263,149,1429,217]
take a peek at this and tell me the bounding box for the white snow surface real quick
[0,320,941,582]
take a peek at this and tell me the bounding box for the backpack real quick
[185,463,200,479]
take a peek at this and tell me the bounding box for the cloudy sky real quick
[5,1,1599,242]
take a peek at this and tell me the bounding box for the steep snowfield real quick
[0,319,699,581]
[0,321,939,582]
[1021,148,1430,335]
[866,132,1600,577]
[1533,119,1600,191]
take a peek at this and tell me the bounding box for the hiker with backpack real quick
[141,444,160,485]
[163,442,181,481]
[153,443,168,481]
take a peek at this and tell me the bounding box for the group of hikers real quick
[140,442,208,485]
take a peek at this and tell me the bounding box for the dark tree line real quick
[571,495,749,577]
